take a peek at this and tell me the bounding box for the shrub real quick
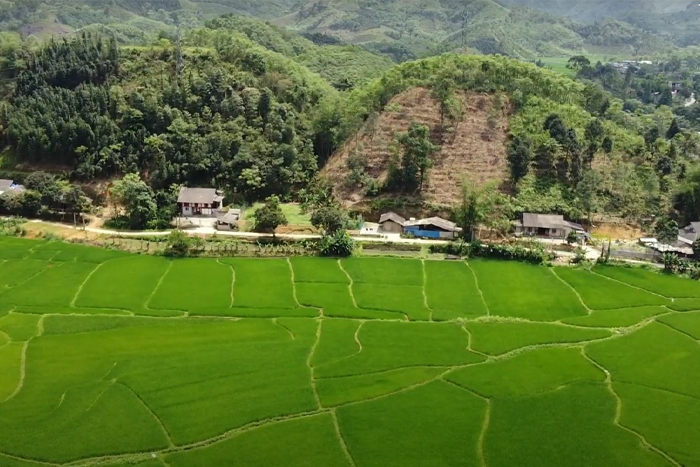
[165,229,191,257]
[429,240,555,264]
[319,230,355,257]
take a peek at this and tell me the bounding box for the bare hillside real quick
[323,87,510,208]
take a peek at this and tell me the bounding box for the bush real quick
[429,240,555,264]
[165,229,191,257]
[319,230,355,257]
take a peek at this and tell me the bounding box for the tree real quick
[24,171,63,208]
[311,206,347,235]
[693,238,700,259]
[252,196,287,235]
[655,217,679,246]
[567,55,591,71]
[111,174,157,230]
[507,136,532,183]
[658,87,673,107]
[165,229,191,257]
[63,185,91,223]
[667,118,681,140]
[394,123,438,193]
[19,190,42,217]
[566,230,579,246]
[453,182,510,241]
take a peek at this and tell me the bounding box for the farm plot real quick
[469,260,587,321]
[314,321,485,378]
[0,261,97,308]
[290,257,348,283]
[0,260,48,288]
[554,268,669,309]
[0,237,42,259]
[336,382,486,467]
[341,257,423,285]
[464,322,611,356]
[595,265,700,298]
[223,258,297,309]
[148,259,232,314]
[75,256,170,311]
[447,347,605,397]
[562,306,668,328]
[352,283,430,321]
[424,261,488,320]
[486,383,670,467]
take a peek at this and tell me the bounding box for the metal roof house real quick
[378,212,406,234]
[403,217,462,239]
[514,213,585,239]
[176,187,224,217]
[679,223,700,245]
[216,209,241,231]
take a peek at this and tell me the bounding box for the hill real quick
[323,87,510,208]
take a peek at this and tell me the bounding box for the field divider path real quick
[117,382,175,449]
[144,261,173,310]
[70,262,104,308]
[589,269,674,301]
[337,260,358,309]
[331,409,357,467]
[461,326,490,358]
[217,259,235,308]
[440,378,491,467]
[307,319,323,409]
[2,261,64,295]
[580,348,682,467]
[549,268,592,314]
[287,258,302,309]
[353,321,364,355]
[421,260,434,321]
[0,451,60,467]
[1,339,29,403]
[465,261,490,316]
[272,318,296,340]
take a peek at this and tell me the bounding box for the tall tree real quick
[507,136,532,184]
[395,123,438,193]
[252,195,287,235]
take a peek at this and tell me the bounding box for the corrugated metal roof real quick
[679,223,700,243]
[404,217,461,232]
[379,212,406,225]
[0,179,14,192]
[522,213,565,229]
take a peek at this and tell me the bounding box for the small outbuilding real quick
[403,217,462,239]
[177,187,224,217]
[514,213,585,239]
[378,212,406,234]
[216,209,241,231]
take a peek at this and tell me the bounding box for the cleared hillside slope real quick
[322,87,510,208]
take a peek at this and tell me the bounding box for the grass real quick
[469,260,587,321]
[0,237,698,466]
[242,202,312,229]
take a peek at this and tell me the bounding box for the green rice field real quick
[1,237,700,467]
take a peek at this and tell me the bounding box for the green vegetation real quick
[0,237,699,466]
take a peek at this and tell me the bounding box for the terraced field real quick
[0,237,699,467]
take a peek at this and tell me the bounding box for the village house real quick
[176,187,224,217]
[0,179,26,195]
[378,212,406,234]
[216,209,242,231]
[514,213,585,239]
[403,217,462,240]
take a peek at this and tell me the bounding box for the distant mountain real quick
[497,0,692,22]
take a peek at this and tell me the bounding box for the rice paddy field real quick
[1,237,700,467]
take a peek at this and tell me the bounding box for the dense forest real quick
[0,7,699,231]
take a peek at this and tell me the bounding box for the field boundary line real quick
[217,259,235,308]
[331,410,357,467]
[272,318,295,340]
[580,348,683,467]
[421,260,434,321]
[3,261,63,294]
[0,451,60,467]
[461,326,490,358]
[117,382,175,448]
[337,260,358,309]
[287,258,302,308]
[656,320,700,345]
[86,381,115,412]
[2,340,29,403]
[307,319,323,409]
[70,262,104,308]
[145,261,173,310]
[612,381,700,402]
[354,321,364,354]
[37,314,46,336]
[549,268,592,315]
[589,269,673,300]
[440,379,490,467]
[464,261,490,317]
[315,364,453,381]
